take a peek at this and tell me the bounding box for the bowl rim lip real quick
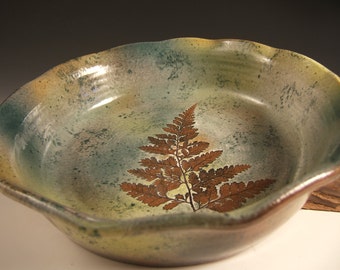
[0,156,339,233]
[0,37,340,232]
[1,36,339,107]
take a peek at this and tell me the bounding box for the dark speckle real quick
[91,229,101,238]
[79,226,87,232]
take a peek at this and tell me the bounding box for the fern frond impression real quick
[120,104,275,213]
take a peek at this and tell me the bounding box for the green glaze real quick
[0,38,340,266]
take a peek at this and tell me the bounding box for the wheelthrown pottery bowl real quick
[1,38,340,267]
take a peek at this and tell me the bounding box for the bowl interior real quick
[1,38,340,220]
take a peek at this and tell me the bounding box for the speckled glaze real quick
[1,38,340,266]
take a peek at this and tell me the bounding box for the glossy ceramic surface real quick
[1,38,340,266]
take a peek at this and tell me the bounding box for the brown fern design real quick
[121,104,275,213]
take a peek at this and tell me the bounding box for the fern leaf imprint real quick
[120,104,275,213]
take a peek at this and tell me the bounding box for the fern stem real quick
[175,139,197,212]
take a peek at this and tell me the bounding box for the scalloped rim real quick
[1,38,340,233]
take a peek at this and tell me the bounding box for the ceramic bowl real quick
[1,38,340,267]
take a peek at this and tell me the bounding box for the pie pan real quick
[1,38,340,267]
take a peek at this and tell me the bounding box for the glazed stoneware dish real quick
[1,38,340,266]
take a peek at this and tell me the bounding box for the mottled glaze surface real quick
[1,38,340,266]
